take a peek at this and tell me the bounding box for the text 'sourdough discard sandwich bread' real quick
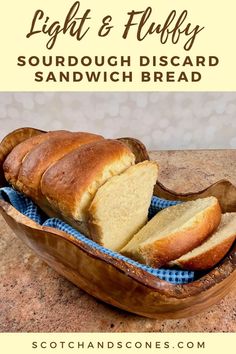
[121,197,221,267]
[169,213,236,270]
[3,131,158,248]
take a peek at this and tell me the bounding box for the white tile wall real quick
[0,92,235,150]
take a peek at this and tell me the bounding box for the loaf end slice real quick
[121,197,221,267]
[169,213,236,270]
[3,131,47,186]
[88,161,158,251]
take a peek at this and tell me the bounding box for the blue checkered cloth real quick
[0,187,195,284]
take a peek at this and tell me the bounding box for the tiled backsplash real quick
[0,92,235,150]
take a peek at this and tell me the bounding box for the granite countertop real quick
[0,150,236,332]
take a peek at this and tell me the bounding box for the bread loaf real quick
[121,197,221,267]
[3,131,157,247]
[41,139,136,234]
[169,213,236,270]
[16,131,103,200]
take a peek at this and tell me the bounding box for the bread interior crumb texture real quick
[88,161,158,251]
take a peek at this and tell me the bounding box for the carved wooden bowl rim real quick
[1,196,236,300]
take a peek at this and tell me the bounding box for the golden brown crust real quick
[0,127,44,187]
[3,131,69,186]
[41,139,134,221]
[16,132,103,200]
[124,200,222,268]
[172,236,236,270]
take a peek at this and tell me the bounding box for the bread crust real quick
[41,139,135,222]
[3,130,68,186]
[123,200,222,268]
[171,235,236,270]
[16,132,103,200]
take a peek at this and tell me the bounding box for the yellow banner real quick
[0,333,235,354]
[0,0,236,91]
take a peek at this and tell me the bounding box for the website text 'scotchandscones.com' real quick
[31,340,206,350]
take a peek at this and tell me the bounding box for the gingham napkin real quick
[0,187,195,284]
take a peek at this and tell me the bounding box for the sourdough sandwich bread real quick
[3,129,234,270]
[3,130,103,196]
[41,139,136,234]
[15,131,104,200]
[3,131,158,248]
[121,197,221,267]
[169,213,236,270]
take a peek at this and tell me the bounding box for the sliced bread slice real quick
[120,197,221,267]
[87,161,158,251]
[169,213,236,270]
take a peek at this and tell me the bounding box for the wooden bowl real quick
[0,128,236,319]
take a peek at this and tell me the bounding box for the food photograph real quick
[0,92,235,332]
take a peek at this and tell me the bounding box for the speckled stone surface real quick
[0,150,235,332]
